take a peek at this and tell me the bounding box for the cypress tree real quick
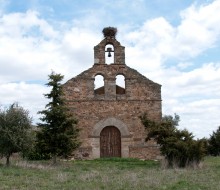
[36,72,80,164]
[208,126,220,156]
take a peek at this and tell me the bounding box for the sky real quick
[0,0,220,139]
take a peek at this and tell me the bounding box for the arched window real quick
[105,44,114,64]
[94,74,105,95]
[116,74,125,94]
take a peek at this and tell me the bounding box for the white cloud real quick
[59,27,100,80]
[176,98,220,138]
[160,62,220,138]
[0,10,58,38]
[0,82,49,123]
[167,63,220,88]
[0,11,61,82]
[122,17,174,73]
[0,10,100,83]
[123,0,220,71]
[0,10,99,122]
[173,1,220,58]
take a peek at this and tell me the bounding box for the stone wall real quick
[129,146,161,160]
[63,64,161,101]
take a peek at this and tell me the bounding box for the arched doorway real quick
[100,126,121,157]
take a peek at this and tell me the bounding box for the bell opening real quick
[105,44,114,64]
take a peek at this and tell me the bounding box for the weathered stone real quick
[62,28,162,160]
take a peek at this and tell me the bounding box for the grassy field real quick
[0,157,220,190]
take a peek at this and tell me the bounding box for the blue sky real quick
[0,0,220,138]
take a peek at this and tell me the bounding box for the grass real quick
[0,156,220,190]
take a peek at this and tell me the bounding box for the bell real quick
[106,47,113,57]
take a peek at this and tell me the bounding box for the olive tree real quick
[0,103,32,166]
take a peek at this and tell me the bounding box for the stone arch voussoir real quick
[92,117,130,137]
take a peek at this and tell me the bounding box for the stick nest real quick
[102,27,117,38]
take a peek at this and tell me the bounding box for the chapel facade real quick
[62,27,162,160]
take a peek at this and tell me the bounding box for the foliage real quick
[140,113,206,168]
[22,130,51,160]
[36,72,80,164]
[0,103,32,166]
[208,126,220,156]
[24,148,52,160]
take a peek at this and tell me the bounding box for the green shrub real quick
[208,126,220,156]
[140,113,206,168]
[21,131,51,161]
[24,147,51,160]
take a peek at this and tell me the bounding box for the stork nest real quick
[102,27,117,38]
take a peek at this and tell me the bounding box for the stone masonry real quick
[62,27,162,160]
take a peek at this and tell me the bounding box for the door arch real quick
[100,126,121,158]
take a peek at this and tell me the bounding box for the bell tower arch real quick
[94,27,125,65]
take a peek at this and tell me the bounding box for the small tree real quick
[140,113,206,168]
[36,72,80,164]
[0,103,32,166]
[22,129,52,161]
[208,126,220,156]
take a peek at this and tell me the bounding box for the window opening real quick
[105,44,114,64]
[94,75,105,95]
[116,75,125,94]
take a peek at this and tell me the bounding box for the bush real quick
[140,113,206,168]
[208,126,220,156]
[24,148,51,160]
[22,130,51,161]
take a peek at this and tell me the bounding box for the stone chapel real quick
[62,27,162,160]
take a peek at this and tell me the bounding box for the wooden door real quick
[100,126,121,158]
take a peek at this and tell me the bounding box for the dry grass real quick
[0,157,220,190]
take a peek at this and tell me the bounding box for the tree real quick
[208,126,220,156]
[140,113,206,168]
[22,129,52,161]
[36,72,80,164]
[0,103,32,166]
